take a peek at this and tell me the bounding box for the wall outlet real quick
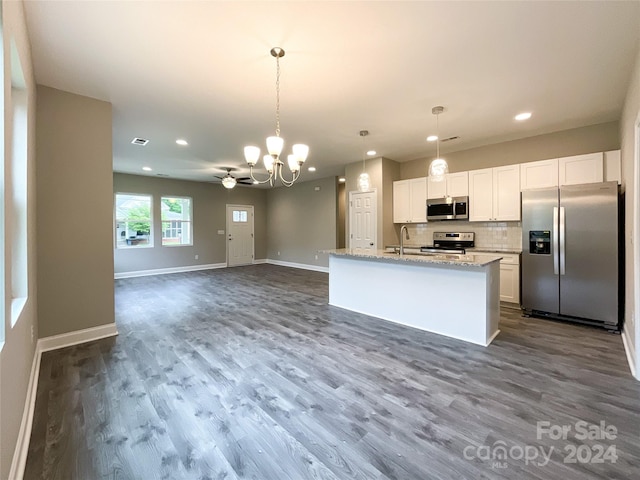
[315,254,318,260]
[195,254,199,260]
[277,251,280,256]
[217,230,225,235]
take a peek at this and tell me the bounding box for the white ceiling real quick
[24,1,640,185]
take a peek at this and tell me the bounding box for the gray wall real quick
[1,2,38,477]
[266,176,337,268]
[36,86,115,338]
[401,121,620,179]
[620,38,640,376]
[114,173,268,272]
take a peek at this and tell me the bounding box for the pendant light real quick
[428,106,448,182]
[357,130,371,192]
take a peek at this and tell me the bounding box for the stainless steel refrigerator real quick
[521,181,620,330]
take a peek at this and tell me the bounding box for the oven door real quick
[427,199,454,220]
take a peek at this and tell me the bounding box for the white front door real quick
[226,204,254,266]
[349,190,377,252]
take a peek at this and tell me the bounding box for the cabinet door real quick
[393,180,411,223]
[493,165,521,221]
[446,172,469,197]
[499,263,520,304]
[468,168,494,221]
[427,176,447,199]
[520,159,558,190]
[409,177,427,223]
[559,152,603,186]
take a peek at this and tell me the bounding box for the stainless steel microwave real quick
[426,196,469,221]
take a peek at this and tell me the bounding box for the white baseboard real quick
[252,259,267,264]
[266,259,329,273]
[115,262,226,279]
[8,341,42,480]
[622,326,638,379]
[9,322,119,479]
[39,323,118,353]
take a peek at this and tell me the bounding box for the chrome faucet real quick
[400,224,410,256]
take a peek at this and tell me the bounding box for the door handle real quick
[369,242,374,246]
[559,206,566,275]
[553,207,559,275]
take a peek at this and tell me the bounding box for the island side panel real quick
[485,261,501,344]
[328,255,494,346]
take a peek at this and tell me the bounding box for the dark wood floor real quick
[25,264,640,480]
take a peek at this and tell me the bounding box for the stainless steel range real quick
[420,232,475,254]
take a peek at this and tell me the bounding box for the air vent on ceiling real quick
[156,173,170,177]
[441,136,460,143]
[131,137,149,146]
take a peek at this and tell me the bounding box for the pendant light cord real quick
[436,112,440,159]
[275,54,281,138]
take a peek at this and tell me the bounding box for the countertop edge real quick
[323,249,502,267]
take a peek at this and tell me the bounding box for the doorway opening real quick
[226,204,254,267]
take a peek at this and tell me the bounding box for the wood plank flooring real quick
[24,264,640,479]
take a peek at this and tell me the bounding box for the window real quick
[161,196,192,246]
[232,210,248,223]
[10,37,28,326]
[115,193,152,248]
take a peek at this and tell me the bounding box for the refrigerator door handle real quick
[553,207,559,275]
[559,206,566,275]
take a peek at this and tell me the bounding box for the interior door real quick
[349,191,377,252]
[226,205,254,266]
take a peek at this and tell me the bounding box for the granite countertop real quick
[324,249,502,267]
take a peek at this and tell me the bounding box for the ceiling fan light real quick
[292,143,309,163]
[266,136,284,157]
[287,154,300,173]
[221,176,237,189]
[244,146,260,166]
[263,154,275,173]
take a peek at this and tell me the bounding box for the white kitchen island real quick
[326,249,502,346]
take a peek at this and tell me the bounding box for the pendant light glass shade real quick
[263,155,275,173]
[266,136,284,157]
[244,146,260,166]
[358,172,371,192]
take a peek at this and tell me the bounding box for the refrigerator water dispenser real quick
[529,231,551,255]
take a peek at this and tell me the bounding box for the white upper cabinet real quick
[393,177,426,223]
[520,158,559,190]
[469,165,520,221]
[427,172,469,199]
[604,150,621,184]
[558,152,603,186]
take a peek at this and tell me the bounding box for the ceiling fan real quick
[215,168,253,189]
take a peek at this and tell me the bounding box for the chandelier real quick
[428,105,449,182]
[243,47,309,187]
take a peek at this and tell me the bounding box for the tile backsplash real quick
[404,221,522,250]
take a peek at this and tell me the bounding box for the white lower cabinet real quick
[471,252,520,304]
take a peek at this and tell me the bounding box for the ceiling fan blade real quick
[238,180,253,185]
[236,177,251,181]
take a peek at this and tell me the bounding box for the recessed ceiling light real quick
[426,135,438,142]
[308,167,316,172]
[515,112,532,121]
[338,177,346,183]
[367,150,377,156]
[142,166,152,171]
[176,139,188,146]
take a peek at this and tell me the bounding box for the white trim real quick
[252,258,267,264]
[266,259,329,273]
[114,263,226,279]
[38,323,118,353]
[622,327,637,379]
[8,343,42,480]
[634,111,640,378]
[9,323,118,479]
